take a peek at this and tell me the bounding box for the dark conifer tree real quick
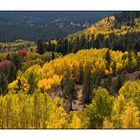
[37,40,45,55]
[104,38,110,49]
[82,65,92,104]
[105,49,111,72]
[61,71,77,112]
[81,35,86,49]
[94,38,100,49]
[86,35,91,49]
[52,52,55,60]
[6,54,11,60]
[90,34,95,48]
[7,63,17,83]
[63,38,69,55]
[113,70,126,93]
[0,73,8,95]
[11,53,22,70]
[28,72,37,95]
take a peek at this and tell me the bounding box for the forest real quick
[0,11,116,42]
[0,11,139,128]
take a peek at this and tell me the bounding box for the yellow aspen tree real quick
[121,101,139,128]
[68,111,82,128]
[103,118,114,128]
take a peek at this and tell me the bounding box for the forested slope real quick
[0,48,140,128]
[0,12,140,129]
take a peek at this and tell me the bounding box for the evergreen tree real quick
[111,61,117,75]
[127,51,133,71]
[11,53,22,70]
[76,37,80,52]
[82,65,93,104]
[63,39,69,55]
[6,54,11,60]
[104,38,110,49]
[28,72,37,95]
[7,63,17,83]
[0,73,8,95]
[52,52,55,60]
[90,34,94,48]
[86,35,90,49]
[61,71,77,112]
[55,39,64,54]
[96,34,105,42]
[105,49,111,72]
[78,66,83,84]
[17,78,21,91]
[113,70,126,93]
[46,41,52,52]
[94,38,100,49]
[37,40,45,55]
[81,35,86,49]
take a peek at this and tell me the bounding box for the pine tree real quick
[90,34,94,48]
[104,38,110,49]
[127,51,133,71]
[113,70,126,93]
[28,72,37,95]
[111,61,116,75]
[81,35,86,49]
[0,73,8,95]
[37,40,45,55]
[51,52,55,60]
[86,35,90,49]
[105,49,111,72]
[7,63,17,83]
[11,53,22,70]
[94,38,100,49]
[6,53,11,60]
[82,65,92,104]
[76,37,80,52]
[63,38,69,55]
[61,71,77,112]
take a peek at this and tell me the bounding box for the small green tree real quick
[92,87,114,128]
[84,87,114,128]
[28,72,37,95]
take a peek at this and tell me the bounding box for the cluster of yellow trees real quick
[8,48,137,92]
[0,80,139,128]
[0,48,139,128]
[68,16,140,40]
[84,81,140,128]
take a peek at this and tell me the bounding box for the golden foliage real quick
[121,101,140,128]
[37,74,62,90]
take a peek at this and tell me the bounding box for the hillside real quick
[67,12,140,39]
[0,11,116,42]
[0,11,140,129]
[0,47,140,128]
